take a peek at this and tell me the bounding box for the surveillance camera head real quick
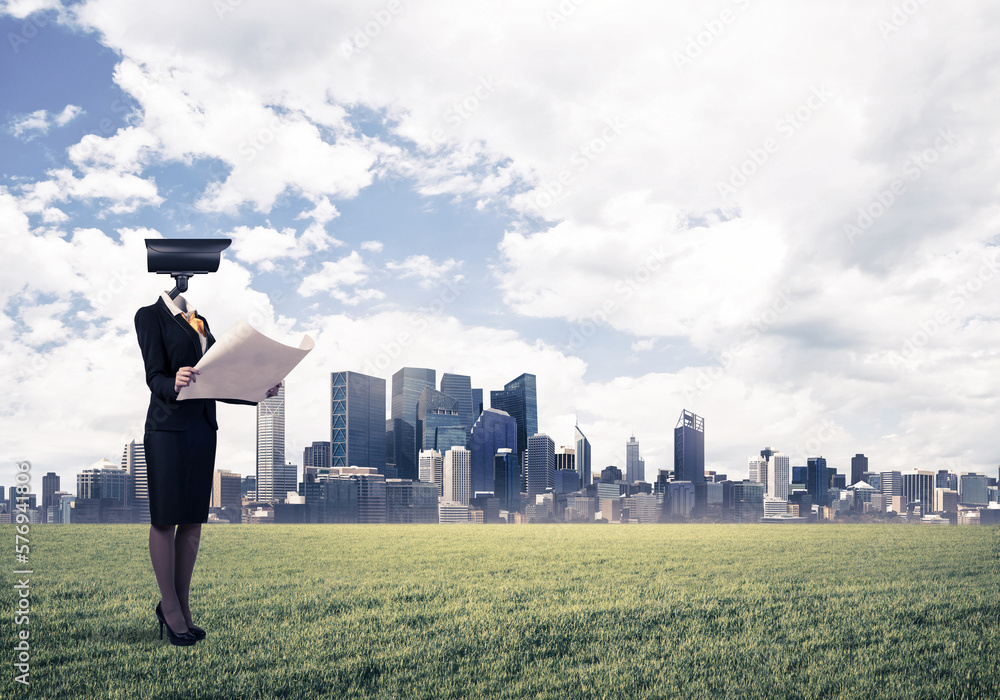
[145,238,232,274]
[145,238,232,298]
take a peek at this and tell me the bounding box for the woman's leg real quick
[173,523,202,628]
[149,525,189,633]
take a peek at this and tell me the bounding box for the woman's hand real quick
[174,367,200,394]
[266,382,282,399]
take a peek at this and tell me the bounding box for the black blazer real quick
[135,296,255,432]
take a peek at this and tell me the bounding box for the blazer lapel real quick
[156,297,204,359]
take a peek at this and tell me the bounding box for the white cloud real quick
[53,104,83,126]
[361,240,383,253]
[297,251,384,305]
[9,110,50,138]
[386,254,463,289]
[1,0,63,18]
[8,104,83,138]
[226,224,341,273]
[68,127,159,174]
[18,167,162,215]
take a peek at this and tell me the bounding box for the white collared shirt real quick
[161,291,207,354]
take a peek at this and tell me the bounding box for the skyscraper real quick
[468,408,517,497]
[257,383,286,501]
[303,441,330,470]
[77,458,131,506]
[959,473,989,506]
[626,435,643,483]
[748,456,765,483]
[674,410,705,484]
[471,388,484,419]
[494,448,521,513]
[851,454,868,486]
[554,446,575,472]
[574,423,592,487]
[526,433,555,497]
[211,469,242,509]
[440,373,474,436]
[490,373,538,460]
[443,446,471,506]
[902,471,934,512]
[42,472,60,511]
[768,452,790,500]
[806,456,829,508]
[330,371,386,473]
[385,418,415,480]
[121,439,150,523]
[880,471,902,497]
[417,387,464,453]
[390,367,436,480]
[418,449,444,496]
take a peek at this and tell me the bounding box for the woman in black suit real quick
[135,290,279,646]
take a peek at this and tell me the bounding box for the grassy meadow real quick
[3,523,999,699]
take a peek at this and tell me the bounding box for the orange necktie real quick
[182,311,206,337]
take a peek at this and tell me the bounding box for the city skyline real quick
[15,359,1000,490]
[4,3,1000,491]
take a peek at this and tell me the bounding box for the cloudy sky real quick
[3,0,999,493]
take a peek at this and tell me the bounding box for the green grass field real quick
[4,524,999,699]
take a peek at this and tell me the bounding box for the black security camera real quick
[145,238,232,298]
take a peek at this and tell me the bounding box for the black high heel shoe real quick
[155,602,198,646]
[156,601,206,641]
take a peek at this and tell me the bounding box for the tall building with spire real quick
[574,422,592,487]
[626,435,643,483]
[257,383,286,501]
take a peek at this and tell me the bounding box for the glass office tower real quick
[330,371,386,473]
[469,408,517,496]
[390,367,436,481]
[674,410,705,484]
[490,373,537,459]
[806,456,829,508]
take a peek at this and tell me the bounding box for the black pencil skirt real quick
[144,419,218,527]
